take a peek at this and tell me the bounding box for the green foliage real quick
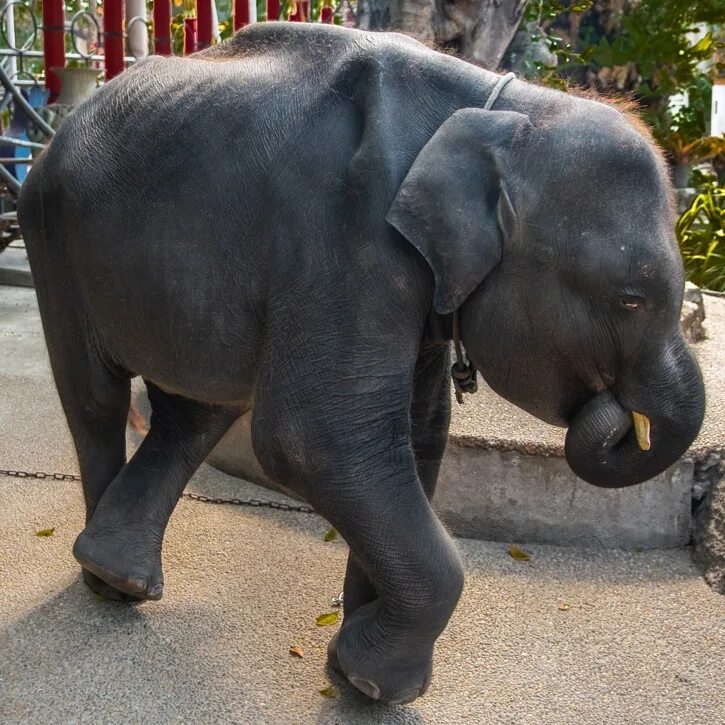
[677,184,725,292]
[690,166,718,194]
[521,0,593,88]
[587,2,722,104]
[522,1,724,112]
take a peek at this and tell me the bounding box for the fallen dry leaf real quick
[35,528,55,537]
[316,611,340,626]
[324,527,337,542]
[508,544,530,561]
[319,686,337,698]
[289,645,304,658]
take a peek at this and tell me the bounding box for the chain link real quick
[0,468,316,515]
[181,491,315,514]
[0,468,82,481]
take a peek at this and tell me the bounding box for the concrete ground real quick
[1,281,724,723]
[3,475,725,724]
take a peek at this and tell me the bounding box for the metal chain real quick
[182,491,315,514]
[0,468,316,515]
[0,468,82,481]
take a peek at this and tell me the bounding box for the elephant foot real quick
[328,600,434,705]
[326,631,344,674]
[82,568,144,602]
[73,524,164,601]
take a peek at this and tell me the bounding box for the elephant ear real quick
[387,109,532,314]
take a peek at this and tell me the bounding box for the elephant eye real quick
[620,294,645,311]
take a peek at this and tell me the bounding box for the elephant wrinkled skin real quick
[18,23,705,704]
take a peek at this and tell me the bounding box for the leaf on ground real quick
[319,686,337,698]
[558,603,571,611]
[508,544,530,561]
[289,645,304,658]
[94,593,108,602]
[324,527,337,542]
[35,527,55,537]
[316,611,340,626]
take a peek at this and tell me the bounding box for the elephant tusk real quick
[631,411,651,451]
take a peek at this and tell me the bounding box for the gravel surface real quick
[2,475,724,724]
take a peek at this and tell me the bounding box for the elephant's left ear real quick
[387,109,531,314]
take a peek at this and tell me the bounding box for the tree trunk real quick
[358,0,527,69]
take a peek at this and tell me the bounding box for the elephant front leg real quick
[333,341,452,623]
[319,457,462,704]
[255,401,462,705]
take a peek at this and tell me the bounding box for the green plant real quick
[519,0,594,88]
[690,166,718,194]
[589,2,722,106]
[648,73,725,168]
[656,131,725,167]
[676,183,725,292]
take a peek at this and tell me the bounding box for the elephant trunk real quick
[564,339,705,488]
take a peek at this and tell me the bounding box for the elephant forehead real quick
[526,110,669,201]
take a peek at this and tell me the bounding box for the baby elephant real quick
[19,22,704,704]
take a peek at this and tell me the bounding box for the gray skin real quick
[18,22,705,705]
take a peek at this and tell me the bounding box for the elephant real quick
[18,22,705,705]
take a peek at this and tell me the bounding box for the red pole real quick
[289,1,309,20]
[153,0,172,55]
[234,0,252,30]
[196,0,213,50]
[184,17,197,55]
[266,0,280,21]
[42,0,65,101]
[320,5,333,23]
[104,0,125,80]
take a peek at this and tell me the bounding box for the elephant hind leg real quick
[73,382,239,600]
[28,254,136,599]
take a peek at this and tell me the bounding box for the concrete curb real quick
[0,245,33,287]
[206,418,694,549]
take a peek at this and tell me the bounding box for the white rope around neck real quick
[484,72,516,111]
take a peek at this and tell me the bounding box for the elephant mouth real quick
[560,337,704,488]
[568,390,652,452]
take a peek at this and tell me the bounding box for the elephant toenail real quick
[146,582,164,599]
[388,687,421,705]
[348,676,381,700]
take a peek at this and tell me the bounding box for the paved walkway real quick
[2,474,725,724]
[1,284,724,723]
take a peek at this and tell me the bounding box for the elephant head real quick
[388,104,705,488]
